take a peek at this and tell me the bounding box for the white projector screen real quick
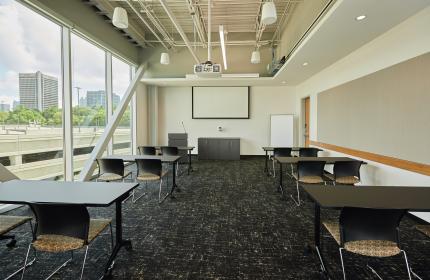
[192,86,249,119]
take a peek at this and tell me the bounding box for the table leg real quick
[264,150,268,175]
[103,198,132,278]
[172,161,180,193]
[160,161,179,203]
[315,204,321,248]
[314,203,328,275]
[187,150,193,175]
[278,161,284,197]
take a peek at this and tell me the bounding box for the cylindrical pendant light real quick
[251,50,261,64]
[113,7,128,29]
[261,1,277,25]
[160,53,170,65]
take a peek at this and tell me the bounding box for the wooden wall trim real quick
[310,141,430,176]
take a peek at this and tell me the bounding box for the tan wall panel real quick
[317,52,430,164]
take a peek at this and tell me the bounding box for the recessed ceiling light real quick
[355,15,366,21]
[302,62,308,66]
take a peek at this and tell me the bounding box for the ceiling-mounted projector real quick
[194,61,222,78]
[192,0,222,78]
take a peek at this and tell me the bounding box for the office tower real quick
[19,71,58,111]
[79,96,87,107]
[113,93,120,108]
[0,102,10,112]
[86,90,106,108]
[12,100,20,110]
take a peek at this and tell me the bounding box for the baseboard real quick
[240,155,266,159]
[191,154,265,160]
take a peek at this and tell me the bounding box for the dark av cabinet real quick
[198,137,240,160]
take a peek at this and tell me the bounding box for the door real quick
[304,97,310,147]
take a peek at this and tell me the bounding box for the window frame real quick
[13,0,137,180]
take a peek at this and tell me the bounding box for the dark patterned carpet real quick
[1,157,429,279]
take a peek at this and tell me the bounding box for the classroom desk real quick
[274,156,363,197]
[261,147,323,175]
[301,184,430,278]
[104,155,182,202]
[0,180,139,279]
[153,146,195,175]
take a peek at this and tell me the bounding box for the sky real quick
[0,0,131,108]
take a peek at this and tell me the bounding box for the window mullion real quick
[106,52,113,155]
[61,26,73,181]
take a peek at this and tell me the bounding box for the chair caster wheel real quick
[6,239,16,248]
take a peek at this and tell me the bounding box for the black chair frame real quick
[271,148,292,178]
[138,146,157,155]
[0,216,34,280]
[135,159,167,203]
[298,147,320,157]
[160,146,180,176]
[331,161,363,185]
[329,207,412,280]
[292,161,326,206]
[22,203,113,280]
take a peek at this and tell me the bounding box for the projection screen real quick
[192,86,250,119]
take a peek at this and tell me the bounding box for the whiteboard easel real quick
[270,114,294,147]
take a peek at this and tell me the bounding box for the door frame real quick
[302,97,311,147]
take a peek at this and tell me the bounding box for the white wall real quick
[295,7,430,221]
[296,6,430,142]
[157,86,296,155]
[135,83,149,147]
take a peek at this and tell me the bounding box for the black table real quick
[274,156,363,197]
[0,180,139,279]
[104,155,182,202]
[302,184,430,278]
[154,146,195,175]
[261,147,323,175]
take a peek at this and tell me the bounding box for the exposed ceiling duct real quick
[125,0,171,50]
[95,0,303,48]
[185,0,207,47]
[158,0,200,63]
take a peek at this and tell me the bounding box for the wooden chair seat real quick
[323,221,401,257]
[292,172,324,184]
[345,240,401,257]
[32,218,111,253]
[33,234,84,253]
[416,225,430,238]
[0,216,32,235]
[97,171,131,181]
[322,222,341,244]
[325,173,360,184]
[136,171,167,181]
[88,219,111,242]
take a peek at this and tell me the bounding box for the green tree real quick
[0,111,9,123]
[73,106,88,126]
[43,107,62,126]
[119,108,130,127]
[92,107,106,127]
[7,106,46,125]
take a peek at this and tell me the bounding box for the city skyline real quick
[0,69,124,110]
[19,71,58,111]
[0,0,131,109]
